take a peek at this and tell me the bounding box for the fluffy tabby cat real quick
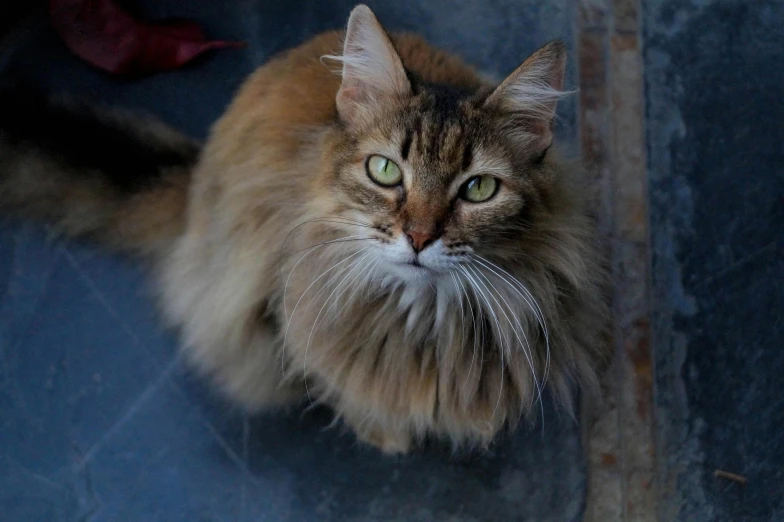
[0,5,608,453]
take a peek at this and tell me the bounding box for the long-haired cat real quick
[0,5,608,453]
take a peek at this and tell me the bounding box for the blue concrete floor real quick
[0,2,586,521]
[645,1,784,520]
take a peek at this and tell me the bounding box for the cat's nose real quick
[406,230,435,253]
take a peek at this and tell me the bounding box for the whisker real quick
[331,254,379,321]
[449,271,465,348]
[471,254,551,388]
[278,216,377,267]
[303,251,372,399]
[326,253,375,318]
[306,218,376,229]
[451,271,478,395]
[460,272,482,395]
[279,238,375,266]
[282,246,368,385]
[462,264,511,423]
[283,247,368,354]
[471,255,549,340]
[469,263,536,364]
[304,248,373,317]
[459,265,506,420]
[322,215,376,227]
[360,258,382,303]
[282,235,365,321]
[468,263,545,427]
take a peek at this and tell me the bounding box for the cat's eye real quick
[461,175,498,203]
[366,155,402,187]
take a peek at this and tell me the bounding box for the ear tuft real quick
[323,5,410,127]
[485,41,570,151]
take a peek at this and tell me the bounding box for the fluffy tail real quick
[0,82,199,259]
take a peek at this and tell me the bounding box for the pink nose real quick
[406,230,435,253]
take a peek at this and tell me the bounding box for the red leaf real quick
[48,0,244,76]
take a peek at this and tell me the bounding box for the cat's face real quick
[316,6,566,285]
[329,89,544,283]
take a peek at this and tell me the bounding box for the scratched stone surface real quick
[645,0,784,520]
[0,2,587,521]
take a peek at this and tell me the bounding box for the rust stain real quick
[580,113,608,167]
[611,33,638,52]
[579,32,607,87]
[624,317,654,418]
[601,452,618,466]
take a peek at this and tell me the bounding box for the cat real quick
[0,5,609,454]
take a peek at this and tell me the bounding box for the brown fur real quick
[0,6,609,454]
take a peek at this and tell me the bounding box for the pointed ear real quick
[327,5,410,127]
[484,41,568,153]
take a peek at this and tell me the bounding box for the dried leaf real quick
[48,0,244,76]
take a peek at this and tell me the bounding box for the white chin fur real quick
[371,236,461,287]
[382,261,433,284]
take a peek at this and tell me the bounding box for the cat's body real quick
[0,6,608,453]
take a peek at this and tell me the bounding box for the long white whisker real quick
[471,254,551,387]
[468,263,545,426]
[302,218,377,229]
[321,215,376,227]
[361,258,383,302]
[449,271,465,347]
[282,246,375,386]
[282,235,364,321]
[304,247,372,314]
[470,265,537,377]
[459,265,507,420]
[327,253,375,320]
[282,246,368,384]
[452,271,478,395]
[303,251,372,400]
[471,255,549,336]
[283,247,368,350]
[460,266,508,354]
[462,264,511,422]
[281,217,375,252]
[279,237,374,265]
[456,268,484,393]
[332,254,379,321]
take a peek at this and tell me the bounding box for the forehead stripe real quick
[401,128,412,160]
[462,141,473,171]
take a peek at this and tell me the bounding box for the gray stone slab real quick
[644,1,784,520]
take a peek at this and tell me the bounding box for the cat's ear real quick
[331,5,410,127]
[484,41,568,153]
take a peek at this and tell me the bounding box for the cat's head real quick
[321,5,569,284]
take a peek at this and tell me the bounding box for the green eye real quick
[461,175,498,202]
[366,155,402,187]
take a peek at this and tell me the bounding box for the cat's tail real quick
[0,81,199,260]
